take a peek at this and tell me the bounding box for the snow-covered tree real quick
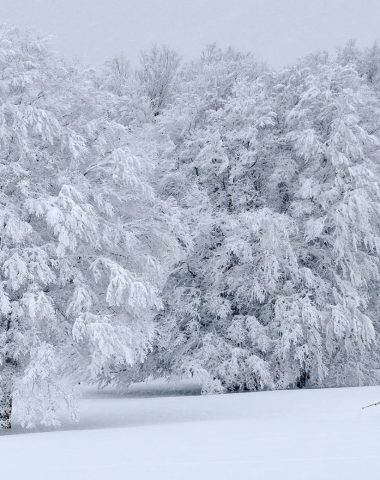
[136,45,181,118]
[151,49,286,392]
[0,26,181,429]
[152,48,380,393]
[0,26,81,429]
[283,59,380,386]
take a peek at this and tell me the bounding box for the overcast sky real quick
[1,0,379,67]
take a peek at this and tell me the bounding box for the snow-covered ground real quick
[2,382,380,479]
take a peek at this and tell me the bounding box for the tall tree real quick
[0,27,180,428]
[152,49,380,393]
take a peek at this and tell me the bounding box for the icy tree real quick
[0,26,79,429]
[136,45,181,118]
[0,27,180,429]
[283,58,380,386]
[95,54,151,126]
[152,48,380,392]
[152,50,286,392]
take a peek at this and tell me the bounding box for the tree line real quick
[1,26,380,428]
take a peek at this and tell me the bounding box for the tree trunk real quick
[0,364,14,429]
[1,316,14,429]
[0,388,12,429]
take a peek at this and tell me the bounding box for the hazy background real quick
[1,0,379,67]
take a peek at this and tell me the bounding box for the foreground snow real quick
[2,383,380,479]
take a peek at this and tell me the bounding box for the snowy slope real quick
[2,383,380,480]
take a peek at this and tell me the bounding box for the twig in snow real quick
[362,401,380,410]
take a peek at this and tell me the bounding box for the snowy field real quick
[2,382,380,480]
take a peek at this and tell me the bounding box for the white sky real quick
[1,0,379,67]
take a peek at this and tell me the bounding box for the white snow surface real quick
[2,382,380,479]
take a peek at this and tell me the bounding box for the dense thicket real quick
[1,27,380,428]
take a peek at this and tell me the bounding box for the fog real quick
[1,0,379,66]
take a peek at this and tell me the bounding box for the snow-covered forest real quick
[1,25,380,430]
